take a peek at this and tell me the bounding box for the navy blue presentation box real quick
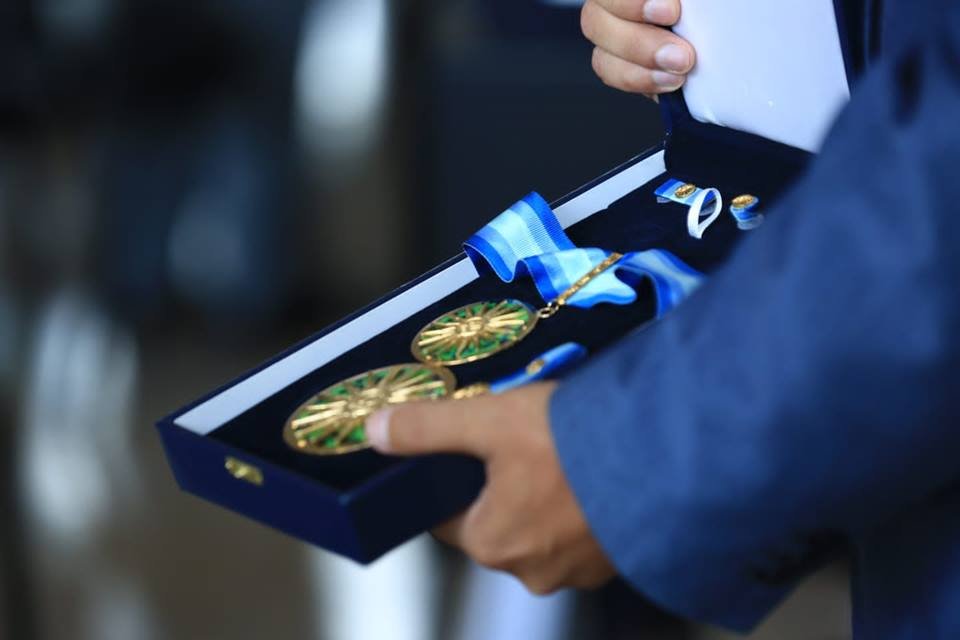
[157,0,862,563]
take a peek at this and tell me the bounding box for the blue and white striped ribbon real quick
[464,191,574,281]
[616,249,705,316]
[654,178,716,206]
[489,342,588,394]
[730,196,765,230]
[465,192,704,318]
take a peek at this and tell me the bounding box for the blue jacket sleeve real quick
[550,7,960,633]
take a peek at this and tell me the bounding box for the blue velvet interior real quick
[661,120,813,204]
[207,169,788,492]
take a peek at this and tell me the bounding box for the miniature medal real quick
[674,183,697,199]
[655,179,710,205]
[284,364,455,455]
[730,194,764,231]
[412,253,623,366]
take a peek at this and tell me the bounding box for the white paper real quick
[675,0,850,153]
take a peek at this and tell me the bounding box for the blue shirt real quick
[551,0,960,636]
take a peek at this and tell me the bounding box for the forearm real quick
[551,6,960,630]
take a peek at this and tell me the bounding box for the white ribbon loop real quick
[687,188,723,239]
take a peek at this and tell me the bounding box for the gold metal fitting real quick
[732,194,758,208]
[525,358,547,376]
[225,457,264,486]
[674,183,697,198]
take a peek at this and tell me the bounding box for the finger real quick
[589,0,680,26]
[592,47,686,95]
[365,398,494,457]
[431,514,468,548]
[582,1,694,74]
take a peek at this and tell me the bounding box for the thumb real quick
[365,399,492,458]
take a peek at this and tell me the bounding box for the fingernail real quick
[652,70,685,89]
[643,0,675,24]
[655,44,691,73]
[366,409,393,451]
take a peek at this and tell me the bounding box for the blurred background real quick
[0,1,850,638]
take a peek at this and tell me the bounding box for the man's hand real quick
[365,382,616,595]
[581,0,695,97]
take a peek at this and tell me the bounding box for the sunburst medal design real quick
[411,299,538,366]
[412,253,625,366]
[284,364,456,455]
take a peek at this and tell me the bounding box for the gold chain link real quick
[537,252,624,319]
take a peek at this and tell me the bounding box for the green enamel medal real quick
[283,364,456,455]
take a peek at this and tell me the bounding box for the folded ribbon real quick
[687,187,723,240]
[654,179,716,206]
[464,192,704,318]
[489,342,588,394]
[730,196,764,230]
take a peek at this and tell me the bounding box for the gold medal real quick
[410,299,539,366]
[732,194,758,209]
[674,183,697,199]
[284,364,455,455]
[412,252,624,366]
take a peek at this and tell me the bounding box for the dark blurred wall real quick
[404,0,664,271]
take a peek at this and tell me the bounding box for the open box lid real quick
[170,2,871,440]
[662,0,868,168]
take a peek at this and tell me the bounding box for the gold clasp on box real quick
[224,457,263,486]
